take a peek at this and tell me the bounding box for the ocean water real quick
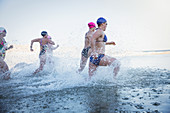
[0,50,170,113]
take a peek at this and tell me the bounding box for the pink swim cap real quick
[88,22,96,29]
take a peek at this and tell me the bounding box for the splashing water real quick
[0,50,170,112]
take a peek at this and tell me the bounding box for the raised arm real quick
[6,45,13,50]
[30,38,40,51]
[51,44,59,50]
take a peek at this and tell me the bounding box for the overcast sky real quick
[0,0,170,51]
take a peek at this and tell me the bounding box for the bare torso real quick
[94,29,106,54]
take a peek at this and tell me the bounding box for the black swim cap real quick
[41,31,48,37]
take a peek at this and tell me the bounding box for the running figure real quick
[78,22,96,73]
[89,17,120,79]
[0,27,13,79]
[46,35,59,64]
[30,31,55,74]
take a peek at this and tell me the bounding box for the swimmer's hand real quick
[8,45,13,49]
[30,45,34,51]
[56,44,59,48]
[30,48,34,51]
[111,41,116,45]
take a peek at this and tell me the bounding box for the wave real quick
[142,49,170,52]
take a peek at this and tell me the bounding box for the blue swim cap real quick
[97,17,107,26]
[41,31,48,37]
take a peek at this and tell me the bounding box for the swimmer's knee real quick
[111,59,121,67]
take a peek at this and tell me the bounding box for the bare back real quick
[39,38,49,50]
[30,37,55,52]
[84,31,94,49]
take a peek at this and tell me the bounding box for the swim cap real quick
[47,35,51,39]
[41,31,48,37]
[88,22,96,29]
[0,27,7,34]
[97,17,107,26]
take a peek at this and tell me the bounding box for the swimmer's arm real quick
[106,41,116,45]
[51,44,59,50]
[30,38,41,51]
[5,45,13,51]
[2,41,13,51]
[48,39,55,45]
[84,34,89,46]
[85,37,89,46]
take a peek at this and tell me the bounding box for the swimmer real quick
[0,27,13,80]
[78,22,96,73]
[89,17,120,79]
[46,35,59,64]
[30,31,55,74]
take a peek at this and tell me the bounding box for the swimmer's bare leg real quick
[3,72,11,80]
[88,62,97,80]
[99,55,120,78]
[78,56,88,73]
[33,57,46,75]
[0,60,10,80]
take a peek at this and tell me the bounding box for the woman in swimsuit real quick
[78,22,96,73]
[0,27,13,80]
[89,17,120,79]
[30,31,55,74]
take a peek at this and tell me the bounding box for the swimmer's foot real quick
[76,69,81,74]
[3,72,11,80]
[77,68,84,74]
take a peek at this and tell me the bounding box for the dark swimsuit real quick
[39,39,48,57]
[90,34,107,66]
[81,33,92,58]
[90,54,105,66]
